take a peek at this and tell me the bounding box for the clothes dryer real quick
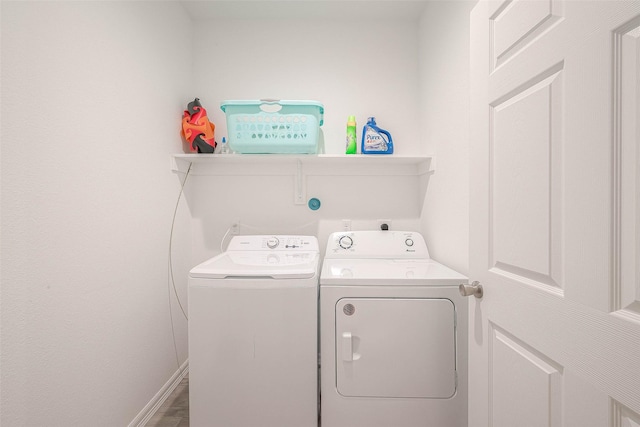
[320,231,468,427]
[189,235,320,427]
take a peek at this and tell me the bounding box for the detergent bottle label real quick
[363,128,389,151]
[361,117,394,154]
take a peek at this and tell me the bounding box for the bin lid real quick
[220,99,324,126]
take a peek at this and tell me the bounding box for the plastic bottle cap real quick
[347,115,356,125]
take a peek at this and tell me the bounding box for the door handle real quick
[342,332,353,362]
[459,281,483,299]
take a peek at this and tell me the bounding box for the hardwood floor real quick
[145,375,189,427]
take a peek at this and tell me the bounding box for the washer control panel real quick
[227,235,319,252]
[325,231,429,259]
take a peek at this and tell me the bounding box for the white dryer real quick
[189,235,320,427]
[320,231,468,427]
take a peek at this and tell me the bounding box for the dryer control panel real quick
[325,231,429,259]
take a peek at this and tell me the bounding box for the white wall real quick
[1,1,477,424]
[192,14,422,156]
[418,1,477,275]
[181,2,477,269]
[1,2,193,425]
[185,12,426,262]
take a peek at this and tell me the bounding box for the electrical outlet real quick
[230,221,240,235]
[377,219,392,230]
[342,219,352,231]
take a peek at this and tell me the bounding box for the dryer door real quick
[336,298,456,398]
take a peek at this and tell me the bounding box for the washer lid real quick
[320,258,466,285]
[190,251,320,279]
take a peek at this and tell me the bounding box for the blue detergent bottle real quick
[361,117,393,154]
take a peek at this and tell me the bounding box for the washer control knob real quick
[266,237,279,249]
[405,238,414,247]
[339,235,353,249]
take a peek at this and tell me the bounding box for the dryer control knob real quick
[266,237,279,249]
[339,235,353,249]
[405,238,414,247]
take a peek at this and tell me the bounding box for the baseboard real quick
[128,359,189,427]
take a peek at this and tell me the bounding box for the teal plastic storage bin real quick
[221,99,324,154]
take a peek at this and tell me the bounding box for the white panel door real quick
[335,298,456,399]
[470,1,640,426]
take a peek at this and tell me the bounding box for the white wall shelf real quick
[171,153,434,209]
[171,153,433,177]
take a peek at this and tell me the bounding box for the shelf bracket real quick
[294,159,306,205]
[170,155,193,176]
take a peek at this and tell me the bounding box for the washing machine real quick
[320,230,468,427]
[188,235,320,427]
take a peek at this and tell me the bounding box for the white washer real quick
[320,231,468,427]
[189,235,320,427]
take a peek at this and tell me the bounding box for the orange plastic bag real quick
[181,98,215,153]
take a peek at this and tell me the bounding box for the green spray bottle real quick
[346,115,357,154]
